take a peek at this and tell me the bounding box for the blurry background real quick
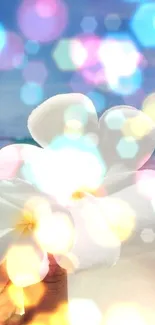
[0,0,155,168]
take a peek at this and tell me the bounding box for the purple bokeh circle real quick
[17,0,68,43]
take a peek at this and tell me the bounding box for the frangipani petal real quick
[99,105,155,172]
[97,170,136,197]
[96,169,155,249]
[0,178,56,247]
[34,202,75,255]
[26,94,107,203]
[0,178,48,211]
[56,169,155,273]
[0,178,55,269]
[0,144,71,201]
[0,180,31,230]
[34,141,105,205]
[55,193,121,272]
[27,95,155,203]
[6,234,49,287]
[0,143,44,184]
[28,93,99,148]
[68,173,155,318]
[3,142,104,206]
[0,144,22,180]
[0,229,20,265]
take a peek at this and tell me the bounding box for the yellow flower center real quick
[16,210,37,235]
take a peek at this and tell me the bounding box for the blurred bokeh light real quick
[25,40,40,55]
[130,3,155,48]
[0,0,155,143]
[22,61,48,85]
[20,82,44,105]
[80,16,97,33]
[98,33,143,94]
[116,136,138,159]
[69,299,102,325]
[104,14,121,31]
[0,31,24,70]
[142,92,155,122]
[17,0,68,42]
[53,39,82,71]
[1,1,155,320]
[104,109,126,130]
[0,23,6,52]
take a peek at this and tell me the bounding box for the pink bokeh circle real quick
[71,34,102,69]
[0,32,24,70]
[70,34,105,85]
[0,145,22,180]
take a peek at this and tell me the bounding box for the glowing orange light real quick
[26,303,69,325]
[7,283,24,311]
[22,281,46,308]
[6,245,44,287]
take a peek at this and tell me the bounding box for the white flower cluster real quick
[0,93,155,291]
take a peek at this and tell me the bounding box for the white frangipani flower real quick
[25,93,155,267]
[27,94,155,198]
[0,178,74,288]
[26,93,155,322]
[0,93,155,270]
[1,93,155,319]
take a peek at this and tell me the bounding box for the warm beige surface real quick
[68,251,155,324]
